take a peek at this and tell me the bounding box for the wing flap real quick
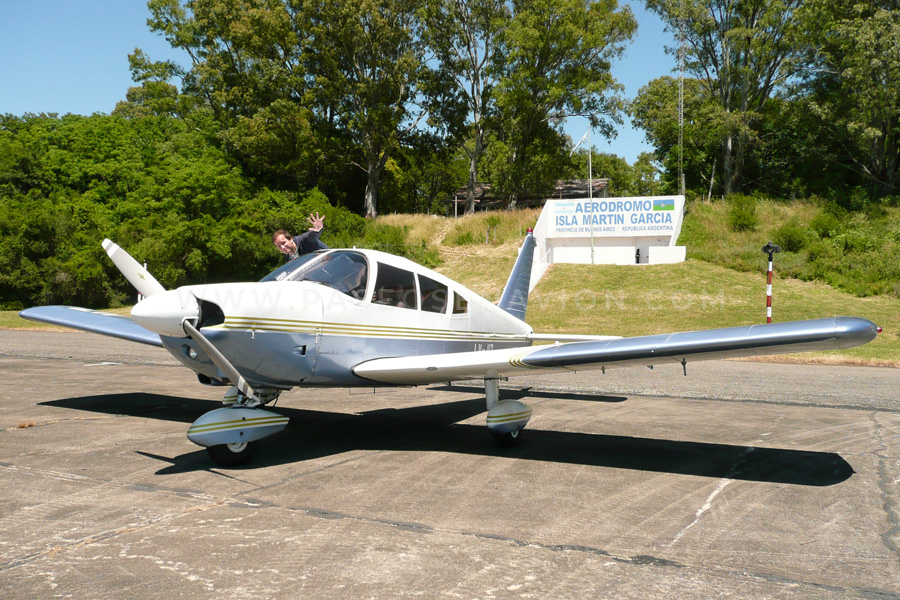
[19,306,163,347]
[353,317,878,385]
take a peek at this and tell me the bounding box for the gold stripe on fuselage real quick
[211,316,529,344]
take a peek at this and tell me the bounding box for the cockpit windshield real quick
[259,251,325,283]
[260,251,369,300]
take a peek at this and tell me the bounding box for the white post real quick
[588,129,594,265]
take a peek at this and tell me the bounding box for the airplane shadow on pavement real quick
[42,389,853,487]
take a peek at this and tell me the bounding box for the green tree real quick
[632,152,662,196]
[480,123,572,206]
[567,150,661,197]
[632,76,722,195]
[421,0,510,215]
[645,0,803,195]
[798,0,900,199]
[113,49,186,118]
[142,0,322,188]
[378,134,468,214]
[491,0,636,207]
[306,0,429,218]
[145,0,309,122]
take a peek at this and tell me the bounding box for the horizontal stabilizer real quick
[18,306,163,347]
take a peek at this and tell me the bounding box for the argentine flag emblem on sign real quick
[653,198,675,211]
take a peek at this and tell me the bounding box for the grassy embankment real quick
[5,204,898,365]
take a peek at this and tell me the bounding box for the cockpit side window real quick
[270,251,369,299]
[419,274,448,314]
[452,291,469,314]
[371,263,417,309]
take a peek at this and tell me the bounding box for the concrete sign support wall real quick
[529,195,687,291]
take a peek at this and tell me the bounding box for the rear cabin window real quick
[452,291,469,314]
[371,263,417,309]
[419,275,448,314]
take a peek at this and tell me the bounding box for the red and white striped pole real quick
[761,242,781,324]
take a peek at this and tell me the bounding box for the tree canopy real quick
[637,0,900,202]
[5,0,900,310]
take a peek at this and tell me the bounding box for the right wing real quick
[353,316,878,385]
[19,306,163,347]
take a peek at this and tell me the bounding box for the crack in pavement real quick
[873,411,900,563]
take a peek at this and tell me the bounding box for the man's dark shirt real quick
[284,229,329,262]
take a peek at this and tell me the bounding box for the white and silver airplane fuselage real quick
[144,249,534,389]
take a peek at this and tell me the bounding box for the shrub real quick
[726,194,758,232]
[810,210,841,239]
[451,230,479,245]
[772,219,809,252]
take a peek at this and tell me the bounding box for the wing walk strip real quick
[214,316,528,343]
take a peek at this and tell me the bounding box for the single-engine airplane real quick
[20,231,880,466]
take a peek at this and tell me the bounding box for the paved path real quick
[1,331,898,599]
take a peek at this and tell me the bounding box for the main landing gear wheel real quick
[207,441,258,467]
[492,429,522,448]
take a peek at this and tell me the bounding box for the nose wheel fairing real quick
[187,406,289,449]
[188,386,290,467]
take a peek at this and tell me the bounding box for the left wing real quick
[353,316,879,385]
[18,306,163,347]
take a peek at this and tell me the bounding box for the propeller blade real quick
[182,319,257,401]
[102,239,166,298]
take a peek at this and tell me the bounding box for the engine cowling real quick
[131,288,200,338]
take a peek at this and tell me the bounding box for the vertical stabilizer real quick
[498,229,536,321]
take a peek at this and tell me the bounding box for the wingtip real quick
[834,316,880,346]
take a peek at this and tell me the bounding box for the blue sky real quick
[0,0,675,164]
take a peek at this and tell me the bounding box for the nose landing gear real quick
[188,386,287,467]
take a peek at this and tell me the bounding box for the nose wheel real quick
[207,441,258,467]
[492,429,522,448]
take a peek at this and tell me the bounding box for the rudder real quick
[498,229,536,321]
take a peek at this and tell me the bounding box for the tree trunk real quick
[364,154,386,219]
[722,134,735,196]
[465,152,477,215]
[364,178,378,219]
[465,125,484,215]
